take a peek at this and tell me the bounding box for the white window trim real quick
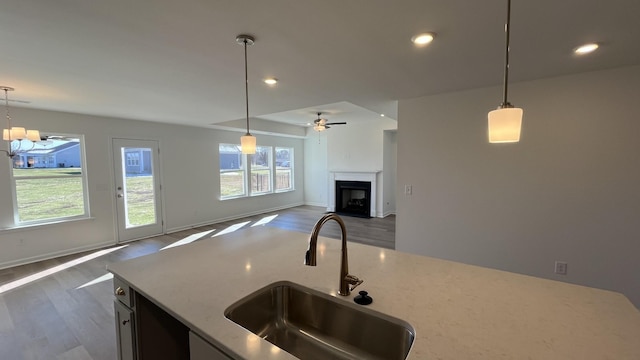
[275,147,294,193]
[9,133,90,226]
[219,144,295,200]
[250,145,273,196]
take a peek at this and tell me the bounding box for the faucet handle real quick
[344,274,363,292]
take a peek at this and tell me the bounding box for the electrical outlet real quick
[554,261,568,275]
[404,185,412,195]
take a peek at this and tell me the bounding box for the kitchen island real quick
[108,226,640,359]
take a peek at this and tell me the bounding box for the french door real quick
[112,138,163,242]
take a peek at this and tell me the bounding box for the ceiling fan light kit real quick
[313,112,347,132]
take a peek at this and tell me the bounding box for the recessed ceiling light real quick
[411,33,435,46]
[574,43,599,55]
[380,114,385,117]
[264,78,278,85]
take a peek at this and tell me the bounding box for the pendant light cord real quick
[243,39,250,135]
[502,0,512,107]
[3,88,11,130]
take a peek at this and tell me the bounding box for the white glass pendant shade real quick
[241,134,256,154]
[488,107,523,143]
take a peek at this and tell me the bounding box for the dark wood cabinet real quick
[113,276,232,360]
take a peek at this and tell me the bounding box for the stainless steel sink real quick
[224,281,415,360]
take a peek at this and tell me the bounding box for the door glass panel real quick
[120,147,156,228]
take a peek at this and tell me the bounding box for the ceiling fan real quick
[313,112,346,132]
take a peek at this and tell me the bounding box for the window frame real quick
[275,147,294,193]
[9,133,90,225]
[250,145,273,196]
[219,144,247,199]
[219,143,295,200]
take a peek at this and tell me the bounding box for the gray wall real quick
[303,129,328,207]
[383,130,397,216]
[0,108,304,269]
[396,65,640,308]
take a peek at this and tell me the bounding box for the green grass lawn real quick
[13,167,291,223]
[220,169,292,197]
[220,172,245,197]
[13,168,157,225]
[14,168,86,222]
[14,168,82,177]
[124,176,156,226]
[15,177,86,222]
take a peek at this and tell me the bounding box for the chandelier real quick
[2,86,41,158]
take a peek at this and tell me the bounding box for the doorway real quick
[112,138,163,242]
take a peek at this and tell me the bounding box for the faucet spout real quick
[304,213,363,296]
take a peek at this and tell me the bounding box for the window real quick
[250,146,272,194]
[10,134,89,224]
[126,152,140,166]
[275,147,293,191]
[219,144,294,199]
[219,144,246,198]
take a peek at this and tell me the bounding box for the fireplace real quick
[335,180,371,218]
[328,171,380,217]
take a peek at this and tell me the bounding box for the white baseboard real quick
[165,202,305,234]
[303,201,327,207]
[0,240,117,271]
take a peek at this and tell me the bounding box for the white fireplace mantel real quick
[328,171,381,217]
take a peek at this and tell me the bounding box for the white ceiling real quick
[1,0,639,129]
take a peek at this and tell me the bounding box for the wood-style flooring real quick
[0,206,395,360]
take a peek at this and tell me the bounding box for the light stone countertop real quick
[108,226,640,359]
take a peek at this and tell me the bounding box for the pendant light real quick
[237,34,256,155]
[488,0,523,143]
[2,86,41,158]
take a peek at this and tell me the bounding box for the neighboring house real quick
[124,148,152,175]
[13,140,81,169]
[219,145,242,170]
[14,140,152,175]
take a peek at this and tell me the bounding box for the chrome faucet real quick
[304,213,363,296]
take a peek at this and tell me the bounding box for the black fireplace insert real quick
[335,180,371,218]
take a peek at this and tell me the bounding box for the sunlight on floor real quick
[0,245,128,294]
[251,214,278,227]
[76,273,114,289]
[212,221,251,237]
[160,229,216,251]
